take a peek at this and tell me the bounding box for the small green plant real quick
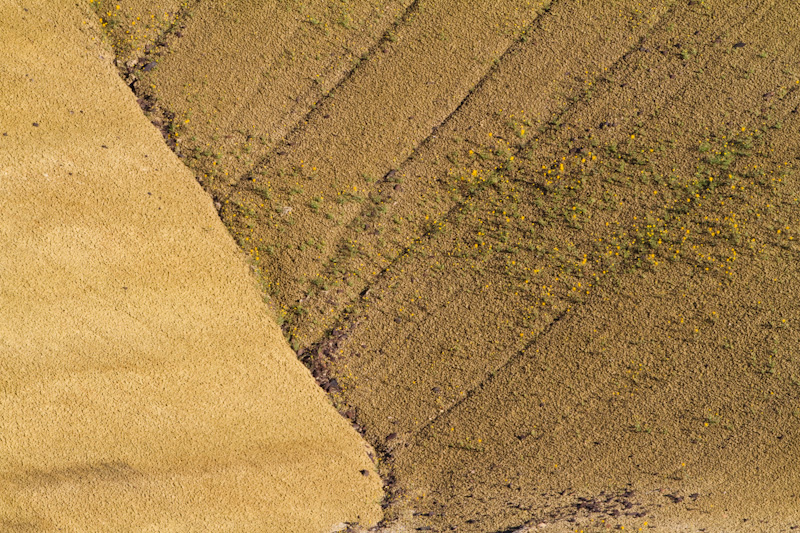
[338,11,352,29]
[255,187,271,201]
[447,439,484,452]
[707,151,734,168]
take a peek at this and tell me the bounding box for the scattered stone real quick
[664,493,684,504]
[325,379,342,393]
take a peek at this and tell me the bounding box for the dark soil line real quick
[275,1,565,339]
[368,0,563,177]
[112,0,200,152]
[228,0,428,192]
[358,0,563,197]
[318,0,775,311]
[392,36,800,446]
[410,307,570,442]
[286,1,672,340]
[137,0,199,61]
[232,1,565,199]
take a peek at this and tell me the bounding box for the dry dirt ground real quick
[62,0,800,530]
[0,1,383,531]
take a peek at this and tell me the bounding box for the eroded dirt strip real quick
[93,0,190,66]
[222,0,552,310]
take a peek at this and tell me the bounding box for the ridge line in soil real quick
[283,0,671,343]
[228,0,428,192]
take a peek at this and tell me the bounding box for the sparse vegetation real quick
[95,0,800,529]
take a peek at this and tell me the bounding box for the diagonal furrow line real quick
[152,0,200,52]
[298,0,561,217]
[407,47,800,445]
[409,307,570,442]
[229,0,427,191]
[292,0,675,339]
[301,0,776,342]
[365,0,564,184]
[233,1,566,205]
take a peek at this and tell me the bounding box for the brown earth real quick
[53,0,800,530]
[0,1,382,531]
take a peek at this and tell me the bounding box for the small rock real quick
[665,493,684,503]
[142,61,156,72]
[360,469,369,477]
[32,122,39,127]
[733,41,746,48]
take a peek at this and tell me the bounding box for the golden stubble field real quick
[1,1,382,531]
[85,0,800,530]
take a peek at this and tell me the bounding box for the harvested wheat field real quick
[6,0,800,530]
[0,1,382,531]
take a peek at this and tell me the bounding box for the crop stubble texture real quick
[91,0,800,529]
[0,1,383,531]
